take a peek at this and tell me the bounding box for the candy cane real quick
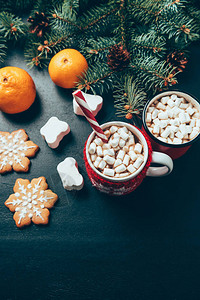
[73,90,108,143]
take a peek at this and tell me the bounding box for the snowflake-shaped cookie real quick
[0,129,39,174]
[5,177,58,228]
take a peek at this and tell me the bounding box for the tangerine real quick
[0,66,36,114]
[48,49,88,89]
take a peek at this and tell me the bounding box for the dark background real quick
[0,42,200,300]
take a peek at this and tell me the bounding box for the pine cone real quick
[167,51,188,73]
[107,44,130,71]
[28,12,50,37]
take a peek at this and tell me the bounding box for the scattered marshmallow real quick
[40,117,70,149]
[73,91,103,116]
[57,157,84,191]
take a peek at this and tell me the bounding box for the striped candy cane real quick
[73,90,108,143]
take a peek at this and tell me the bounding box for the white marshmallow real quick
[122,126,129,133]
[153,118,160,125]
[161,128,171,138]
[94,157,102,168]
[110,138,119,148]
[103,168,114,177]
[196,119,200,127]
[180,103,189,109]
[186,107,195,116]
[113,132,120,139]
[193,113,200,118]
[169,131,174,139]
[120,130,129,141]
[110,126,118,134]
[107,148,115,157]
[171,94,177,100]
[134,143,142,154]
[119,138,126,148]
[128,137,135,146]
[103,155,115,165]
[91,154,97,162]
[129,151,137,162]
[123,154,130,166]
[97,146,103,156]
[88,142,96,154]
[94,138,103,146]
[148,107,154,113]
[175,131,184,139]
[159,120,168,128]
[146,112,152,123]
[133,157,143,169]
[118,173,130,178]
[127,164,137,173]
[153,125,160,134]
[174,98,182,107]
[152,109,159,119]
[113,158,122,168]
[98,160,106,170]
[117,150,125,160]
[102,143,111,149]
[179,112,186,123]
[185,112,191,123]
[104,130,111,138]
[157,102,166,110]
[158,112,168,120]
[158,137,167,143]
[185,125,192,134]
[161,96,169,104]
[190,130,199,140]
[173,138,182,144]
[167,98,175,108]
[115,164,126,173]
[190,119,196,127]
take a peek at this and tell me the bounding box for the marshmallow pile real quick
[146,94,200,144]
[88,125,145,178]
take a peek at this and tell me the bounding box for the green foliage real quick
[0,12,27,41]
[1,0,200,120]
[114,76,147,118]
[0,35,7,65]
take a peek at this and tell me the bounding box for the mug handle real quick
[146,151,173,177]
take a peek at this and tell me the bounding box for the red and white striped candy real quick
[73,90,108,143]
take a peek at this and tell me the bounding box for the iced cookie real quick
[0,129,39,174]
[5,177,58,228]
[40,116,70,148]
[57,157,84,191]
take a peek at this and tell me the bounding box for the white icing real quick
[6,178,53,224]
[0,130,36,170]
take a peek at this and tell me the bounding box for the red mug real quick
[142,91,200,160]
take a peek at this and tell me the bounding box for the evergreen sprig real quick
[0,12,27,42]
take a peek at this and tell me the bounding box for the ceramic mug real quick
[84,121,173,195]
[142,91,200,159]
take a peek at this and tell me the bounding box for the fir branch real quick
[129,56,178,93]
[83,37,117,61]
[0,35,7,64]
[131,32,166,58]
[76,63,115,94]
[0,12,27,41]
[114,76,147,119]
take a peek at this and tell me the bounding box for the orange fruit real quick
[0,66,36,114]
[48,49,88,89]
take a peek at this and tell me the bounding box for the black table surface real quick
[0,43,200,300]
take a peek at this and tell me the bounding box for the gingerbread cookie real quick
[0,129,39,174]
[5,177,58,228]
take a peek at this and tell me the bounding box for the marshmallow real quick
[174,98,182,107]
[167,98,175,108]
[40,117,70,149]
[186,107,195,116]
[110,126,118,134]
[127,164,136,173]
[129,150,137,162]
[171,94,177,100]
[152,109,159,119]
[161,128,171,138]
[103,168,114,177]
[196,119,200,127]
[102,143,111,149]
[120,130,129,141]
[113,158,122,168]
[190,130,199,140]
[94,157,102,168]
[153,125,160,134]
[57,157,84,191]
[97,146,103,156]
[146,112,152,123]
[157,102,166,110]
[173,138,182,144]
[180,103,189,109]
[104,130,111,138]
[118,173,130,178]
[158,112,168,120]
[123,154,130,166]
[119,138,126,148]
[175,131,184,139]
[115,164,126,173]
[110,138,119,148]
[117,150,125,160]
[91,154,97,162]
[88,142,96,154]
[123,146,129,153]
[103,155,115,165]
[73,91,103,116]
[133,157,143,169]
[153,118,160,125]
[94,137,103,146]
[161,96,169,104]
[158,137,167,143]
[134,143,142,154]
[98,160,106,170]
[159,120,168,128]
